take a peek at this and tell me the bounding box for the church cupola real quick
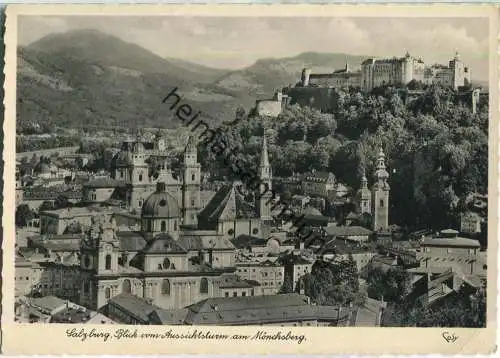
[141,181,181,238]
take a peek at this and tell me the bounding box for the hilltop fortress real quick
[301,51,471,91]
[254,52,477,117]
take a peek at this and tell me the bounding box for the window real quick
[252,228,259,235]
[379,199,384,207]
[122,279,132,294]
[163,258,171,270]
[174,221,177,231]
[225,292,229,297]
[105,255,112,270]
[83,282,89,294]
[120,171,124,178]
[227,229,234,236]
[200,277,208,294]
[242,292,247,297]
[233,292,238,297]
[162,279,171,295]
[191,199,195,206]
[105,287,111,299]
[192,174,195,181]
[139,174,143,182]
[161,220,167,232]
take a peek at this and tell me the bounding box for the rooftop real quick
[421,237,481,248]
[30,296,67,312]
[108,293,163,323]
[183,294,347,325]
[325,226,373,237]
[40,206,115,218]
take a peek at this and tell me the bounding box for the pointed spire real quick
[260,134,270,168]
[345,55,349,72]
[361,168,368,189]
[377,147,386,170]
[185,135,197,154]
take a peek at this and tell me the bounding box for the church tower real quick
[129,132,150,211]
[372,148,390,231]
[80,217,120,309]
[356,168,371,214]
[258,134,273,224]
[182,136,201,227]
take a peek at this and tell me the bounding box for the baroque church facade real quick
[80,134,273,310]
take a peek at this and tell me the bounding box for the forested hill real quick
[17,29,370,134]
[200,84,489,231]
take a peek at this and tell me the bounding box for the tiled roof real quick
[421,238,480,248]
[83,178,128,189]
[179,235,235,251]
[183,294,346,325]
[230,235,265,249]
[31,296,67,312]
[149,308,189,325]
[116,231,147,252]
[143,234,188,254]
[325,226,372,237]
[216,275,257,289]
[198,184,257,228]
[109,293,162,323]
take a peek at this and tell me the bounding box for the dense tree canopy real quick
[301,257,365,306]
[197,84,488,231]
[387,288,486,328]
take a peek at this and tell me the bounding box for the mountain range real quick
[17,29,486,132]
[17,29,375,132]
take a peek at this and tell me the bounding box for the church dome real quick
[142,182,181,219]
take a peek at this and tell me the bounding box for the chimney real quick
[156,182,166,192]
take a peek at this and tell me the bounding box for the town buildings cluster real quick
[14,50,487,327]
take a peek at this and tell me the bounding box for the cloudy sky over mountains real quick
[19,16,490,80]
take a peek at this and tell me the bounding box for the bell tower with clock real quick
[79,216,120,309]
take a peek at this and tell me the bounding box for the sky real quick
[18,16,490,80]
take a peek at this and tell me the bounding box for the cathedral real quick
[354,148,390,231]
[80,134,273,310]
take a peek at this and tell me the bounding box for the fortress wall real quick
[256,100,282,118]
[286,87,340,113]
